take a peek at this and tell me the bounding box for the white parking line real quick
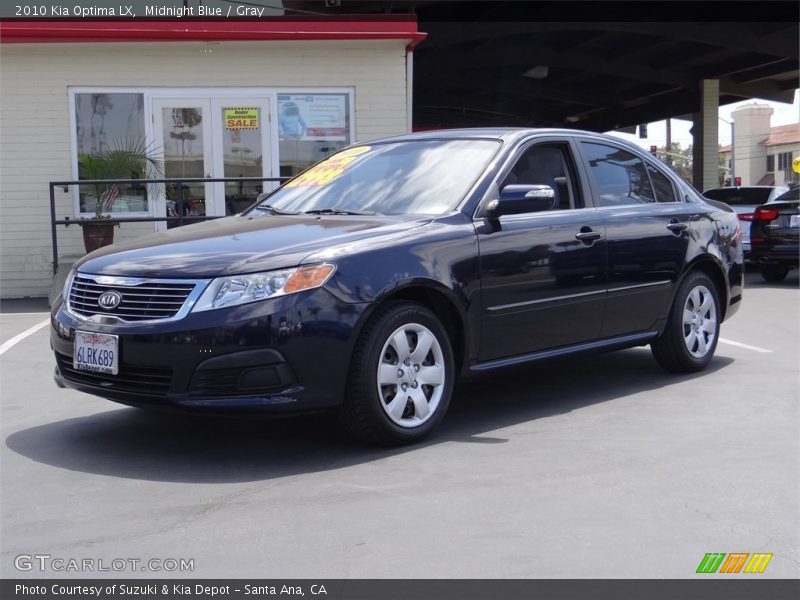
[0,318,50,357]
[718,338,773,354]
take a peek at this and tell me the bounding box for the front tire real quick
[651,271,720,373]
[340,301,455,445]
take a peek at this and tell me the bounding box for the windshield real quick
[771,186,799,203]
[249,139,501,216]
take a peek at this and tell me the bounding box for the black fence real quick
[49,176,288,274]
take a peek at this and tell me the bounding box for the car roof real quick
[363,127,617,145]
[357,128,663,163]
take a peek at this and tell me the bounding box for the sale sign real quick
[224,107,259,130]
[284,146,371,188]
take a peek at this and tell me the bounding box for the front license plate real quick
[790,214,799,228]
[74,331,119,375]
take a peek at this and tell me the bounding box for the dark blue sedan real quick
[52,129,744,444]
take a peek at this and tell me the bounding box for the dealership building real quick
[0,19,425,298]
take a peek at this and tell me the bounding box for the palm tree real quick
[77,138,163,252]
[78,138,163,218]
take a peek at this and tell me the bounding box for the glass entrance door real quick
[152,98,213,227]
[211,99,272,216]
[153,96,272,226]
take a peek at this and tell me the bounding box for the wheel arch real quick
[352,280,470,379]
[682,255,730,321]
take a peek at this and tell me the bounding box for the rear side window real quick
[581,142,655,206]
[647,165,679,203]
[702,188,772,206]
[773,187,799,202]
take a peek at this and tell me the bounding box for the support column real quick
[692,79,720,190]
[406,50,414,133]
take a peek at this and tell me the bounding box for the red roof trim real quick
[0,19,426,50]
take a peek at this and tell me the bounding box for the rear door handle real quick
[575,229,602,243]
[667,221,688,233]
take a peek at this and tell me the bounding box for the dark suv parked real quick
[749,185,799,281]
[52,129,743,444]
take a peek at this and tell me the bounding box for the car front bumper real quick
[51,288,369,413]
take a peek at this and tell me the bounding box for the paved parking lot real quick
[1,270,797,579]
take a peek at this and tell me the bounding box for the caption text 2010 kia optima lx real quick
[52,129,743,444]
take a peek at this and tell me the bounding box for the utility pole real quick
[666,118,672,168]
[719,116,736,186]
[730,121,736,186]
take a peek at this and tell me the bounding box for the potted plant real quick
[78,138,163,252]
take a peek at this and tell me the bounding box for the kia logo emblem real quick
[97,291,122,310]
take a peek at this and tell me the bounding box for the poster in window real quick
[278,94,348,141]
[224,107,259,130]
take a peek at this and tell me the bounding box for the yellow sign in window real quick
[285,146,371,188]
[224,107,259,130]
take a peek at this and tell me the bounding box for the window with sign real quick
[222,106,265,214]
[277,93,352,177]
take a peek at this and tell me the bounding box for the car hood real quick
[76,214,431,278]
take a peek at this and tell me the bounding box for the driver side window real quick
[501,143,582,210]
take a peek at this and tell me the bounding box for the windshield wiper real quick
[303,208,381,216]
[252,204,299,215]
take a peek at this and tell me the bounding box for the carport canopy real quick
[299,0,799,189]
[410,19,798,132]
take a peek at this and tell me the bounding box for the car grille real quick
[56,352,173,396]
[68,274,199,322]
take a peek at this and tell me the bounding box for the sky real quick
[607,90,800,151]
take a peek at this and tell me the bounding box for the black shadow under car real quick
[52,129,744,444]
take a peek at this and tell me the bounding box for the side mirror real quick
[486,185,556,218]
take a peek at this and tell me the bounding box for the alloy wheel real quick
[376,323,446,428]
[682,284,718,359]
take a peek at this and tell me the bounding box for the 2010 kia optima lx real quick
[52,129,744,444]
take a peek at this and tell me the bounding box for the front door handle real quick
[575,228,602,243]
[667,221,688,233]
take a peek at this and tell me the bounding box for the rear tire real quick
[651,271,720,373]
[340,301,455,445]
[761,265,789,282]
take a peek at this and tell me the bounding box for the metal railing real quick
[783,168,800,185]
[49,176,289,274]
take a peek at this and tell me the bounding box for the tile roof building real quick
[719,103,800,187]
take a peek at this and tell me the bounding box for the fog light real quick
[238,367,280,390]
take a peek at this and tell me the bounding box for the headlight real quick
[61,266,76,301]
[192,264,336,312]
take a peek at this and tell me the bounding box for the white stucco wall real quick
[731,103,773,186]
[0,40,410,298]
